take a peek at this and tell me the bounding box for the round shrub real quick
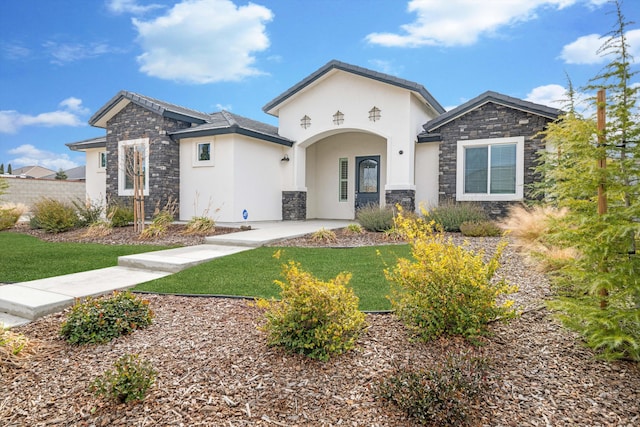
[386,209,517,341]
[108,204,134,227]
[356,205,395,232]
[258,260,366,361]
[91,354,156,404]
[31,198,78,233]
[0,203,26,230]
[424,200,488,232]
[60,291,154,345]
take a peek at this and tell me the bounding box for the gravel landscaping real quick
[1,226,639,426]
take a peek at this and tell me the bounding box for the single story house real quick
[67,60,561,222]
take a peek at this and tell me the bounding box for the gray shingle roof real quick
[66,135,106,151]
[170,110,293,146]
[421,90,562,135]
[89,90,211,128]
[262,59,446,116]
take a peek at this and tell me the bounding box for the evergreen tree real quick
[7,164,11,174]
[0,164,4,174]
[537,0,639,361]
[55,168,68,180]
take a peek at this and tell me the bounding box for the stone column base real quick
[385,189,415,212]
[282,191,307,220]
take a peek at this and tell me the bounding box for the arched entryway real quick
[304,130,387,219]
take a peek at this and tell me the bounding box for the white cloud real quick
[106,0,164,15]
[0,98,89,134]
[526,84,594,115]
[366,0,577,47]
[7,144,79,170]
[368,59,403,76]
[1,43,31,60]
[525,84,568,109]
[133,0,273,83]
[560,29,640,64]
[43,41,123,65]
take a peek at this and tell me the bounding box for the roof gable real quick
[422,90,562,134]
[262,59,445,116]
[89,90,210,128]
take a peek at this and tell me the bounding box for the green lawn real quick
[134,245,411,311]
[0,232,410,311]
[0,232,175,282]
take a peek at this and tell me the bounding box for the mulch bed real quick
[1,226,639,426]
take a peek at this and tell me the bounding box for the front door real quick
[355,155,380,210]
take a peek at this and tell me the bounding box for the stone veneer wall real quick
[385,189,415,212]
[437,102,552,218]
[282,191,306,220]
[105,102,191,218]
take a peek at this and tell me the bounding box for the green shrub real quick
[108,203,134,227]
[91,354,156,404]
[72,198,104,227]
[183,215,215,235]
[345,223,364,234]
[60,291,154,345]
[31,198,78,233]
[257,260,366,361]
[386,209,517,341]
[0,203,26,230]
[424,200,488,232]
[378,353,489,426]
[356,204,394,232]
[459,220,503,237]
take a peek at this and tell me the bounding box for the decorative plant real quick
[60,291,154,345]
[386,207,517,341]
[91,354,156,404]
[257,259,366,361]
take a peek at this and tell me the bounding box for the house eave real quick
[170,127,294,147]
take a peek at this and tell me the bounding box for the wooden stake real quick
[597,89,607,216]
[596,89,608,309]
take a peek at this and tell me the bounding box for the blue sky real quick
[1,0,638,171]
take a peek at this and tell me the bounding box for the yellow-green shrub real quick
[386,208,517,341]
[0,203,26,230]
[311,227,337,242]
[31,198,78,233]
[257,260,366,361]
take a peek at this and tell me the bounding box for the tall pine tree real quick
[538,0,639,361]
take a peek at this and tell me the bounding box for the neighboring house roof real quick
[11,165,56,178]
[42,166,86,181]
[419,90,562,139]
[89,90,211,128]
[170,110,294,147]
[66,135,106,151]
[262,59,446,116]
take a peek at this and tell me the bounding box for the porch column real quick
[282,144,307,220]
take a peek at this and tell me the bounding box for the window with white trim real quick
[98,151,107,170]
[339,158,348,202]
[193,140,214,166]
[456,136,524,201]
[118,138,149,196]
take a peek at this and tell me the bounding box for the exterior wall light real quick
[369,106,381,122]
[281,154,290,162]
[300,115,311,129]
[333,110,344,125]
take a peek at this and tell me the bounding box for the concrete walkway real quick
[0,220,352,328]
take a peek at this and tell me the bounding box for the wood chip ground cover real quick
[1,228,639,426]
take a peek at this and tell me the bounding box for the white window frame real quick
[118,138,149,196]
[338,157,348,202]
[456,136,524,202]
[193,140,214,167]
[98,151,107,171]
